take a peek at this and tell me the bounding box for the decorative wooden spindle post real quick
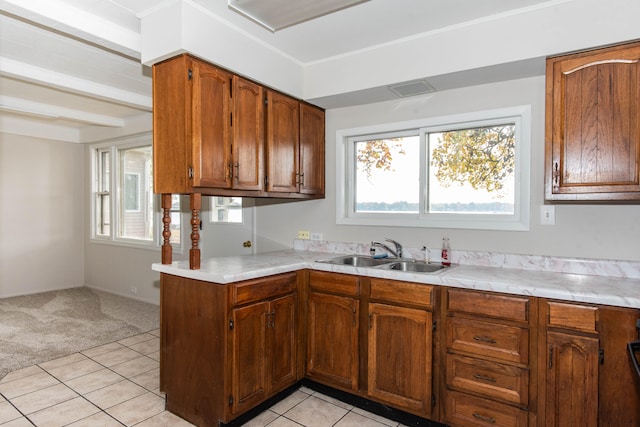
[189,193,201,270]
[161,194,172,264]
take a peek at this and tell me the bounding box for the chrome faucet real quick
[370,238,403,258]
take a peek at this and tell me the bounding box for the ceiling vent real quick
[388,80,436,98]
[228,0,370,32]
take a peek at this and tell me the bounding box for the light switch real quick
[541,205,555,225]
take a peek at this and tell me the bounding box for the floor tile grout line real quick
[1,332,162,427]
[1,391,36,427]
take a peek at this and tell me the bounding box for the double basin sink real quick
[316,254,447,274]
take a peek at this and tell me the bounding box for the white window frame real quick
[336,106,531,231]
[90,135,184,251]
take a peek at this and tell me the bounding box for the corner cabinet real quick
[545,40,640,201]
[152,54,325,199]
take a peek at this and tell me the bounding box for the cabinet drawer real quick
[309,271,359,296]
[370,278,433,308]
[447,317,529,364]
[445,391,528,427]
[448,289,529,322]
[547,301,598,333]
[233,272,296,305]
[446,354,528,406]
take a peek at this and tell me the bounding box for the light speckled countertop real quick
[152,249,640,309]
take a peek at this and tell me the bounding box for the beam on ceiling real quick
[0,57,152,111]
[0,96,126,127]
[0,0,141,59]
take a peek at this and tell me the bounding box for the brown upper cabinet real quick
[152,54,324,199]
[545,40,640,201]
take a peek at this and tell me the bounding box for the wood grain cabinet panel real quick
[368,303,433,416]
[447,316,529,364]
[545,40,640,201]
[445,391,528,427]
[160,272,299,426]
[307,290,359,390]
[153,54,324,199]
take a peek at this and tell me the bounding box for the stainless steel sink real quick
[316,255,395,267]
[381,261,446,273]
[316,255,448,273]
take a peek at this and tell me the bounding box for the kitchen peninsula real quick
[153,245,640,427]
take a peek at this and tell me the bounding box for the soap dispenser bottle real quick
[441,237,451,266]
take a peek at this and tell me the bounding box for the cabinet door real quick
[307,292,359,390]
[368,303,433,416]
[546,41,640,200]
[231,301,268,415]
[191,61,233,188]
[299,103,325,195]
[268,294,297,392]
[545,331,598,427]
[266,90,299,193]
[232,76,264,190]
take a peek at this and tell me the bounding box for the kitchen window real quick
[336,106,531,231]
[91,138,182,248]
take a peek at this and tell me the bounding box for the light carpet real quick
[0,287,159,380]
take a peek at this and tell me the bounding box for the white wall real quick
[0,133,85,298]
[255,76,640,262]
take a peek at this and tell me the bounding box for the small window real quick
[91,139,181,249]
[337,106,531,231]
[210,197,243,223]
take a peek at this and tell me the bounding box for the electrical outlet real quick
[310,232,323,241]
[541,205,556,225]
[297,230,310,239]
[130,286,138,295]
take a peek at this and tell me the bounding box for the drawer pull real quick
[473,373,497,383]
[473,412,497,424]
[473,335,497,344]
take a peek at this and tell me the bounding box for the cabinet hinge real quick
[431,395,436,408]
[229,319,234,330]
[599,348,605,365]
[264,176,269,187]
[188,167,194,179]
[228,395,234,407]
[229,78,233,97]
[230,112,233,127]
[432,320,437,332]
[188,68,192,80]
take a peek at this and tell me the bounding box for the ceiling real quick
[0,0,555,142]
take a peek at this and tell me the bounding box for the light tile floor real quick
[0,332,405,427]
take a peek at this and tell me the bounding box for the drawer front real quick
[233,272,297,305]
[448,289,529,322]
[370,278,434,308]
[547,301,598,333]
[446,354,528,406]
[445,391,528,427]
[447,317,529,364]
[309,270,360,296]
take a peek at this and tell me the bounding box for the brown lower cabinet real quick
[160,271,300,427]
[160,270,640,427]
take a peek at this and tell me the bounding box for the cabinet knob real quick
[243,240,252,248]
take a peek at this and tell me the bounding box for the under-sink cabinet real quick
[367,278,436,418]
[306,271,360,391]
